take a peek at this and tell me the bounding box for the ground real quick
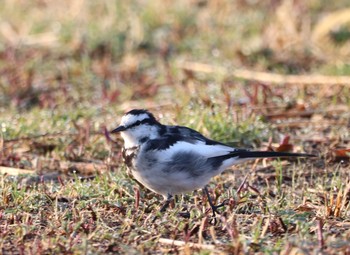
[1,0,350,254]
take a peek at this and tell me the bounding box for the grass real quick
[1,0,350,254]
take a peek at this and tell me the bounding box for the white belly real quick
[131,167,212,197]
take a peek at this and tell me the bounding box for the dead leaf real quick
[275,135,294,152]
[333,148,350,159]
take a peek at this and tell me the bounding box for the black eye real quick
[126,120,142,129]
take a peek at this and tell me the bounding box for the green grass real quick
[1,0,350,254]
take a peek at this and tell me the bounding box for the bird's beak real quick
[110,125,126,133]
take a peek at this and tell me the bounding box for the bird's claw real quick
[178,211,191,218]
[207,199,229,225]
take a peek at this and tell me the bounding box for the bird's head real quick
[111,109,162,148]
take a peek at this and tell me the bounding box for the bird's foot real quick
[203,186,230,224]
[206,199,229,225]
[151,194,173,223]
[176,204,191,218]
[178,211,191,218]
[209,199,229,217]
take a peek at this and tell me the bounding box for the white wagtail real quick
[111,109,315,219]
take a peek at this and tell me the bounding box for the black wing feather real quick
[166,125,229,146]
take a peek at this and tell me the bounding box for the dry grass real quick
[1,0,350,254]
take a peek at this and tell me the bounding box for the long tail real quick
[229,150,317,159]
[207,149,316,173]
[210,150,316,161]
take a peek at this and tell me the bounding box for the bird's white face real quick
[116,112,160,148]
[119,113,150,128]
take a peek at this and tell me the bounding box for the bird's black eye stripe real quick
[126,118,159,130]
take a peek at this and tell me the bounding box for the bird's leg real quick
[159,194,173,212]
[152,194,173,223]
[177,194,191,218]
[203,186,228,218]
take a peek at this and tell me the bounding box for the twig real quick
[236,172,249,194]
[260,217,270,238]
[179,61,350,86]
[0,166,35,175]
[317,219,325,250]
[273,120,348,128]
[158,238,217,251]
[0,158,109,176]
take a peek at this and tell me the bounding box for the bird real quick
[110,109,315,219]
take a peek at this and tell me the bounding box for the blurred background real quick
[1,0,350,164]
[1,0,350,107]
